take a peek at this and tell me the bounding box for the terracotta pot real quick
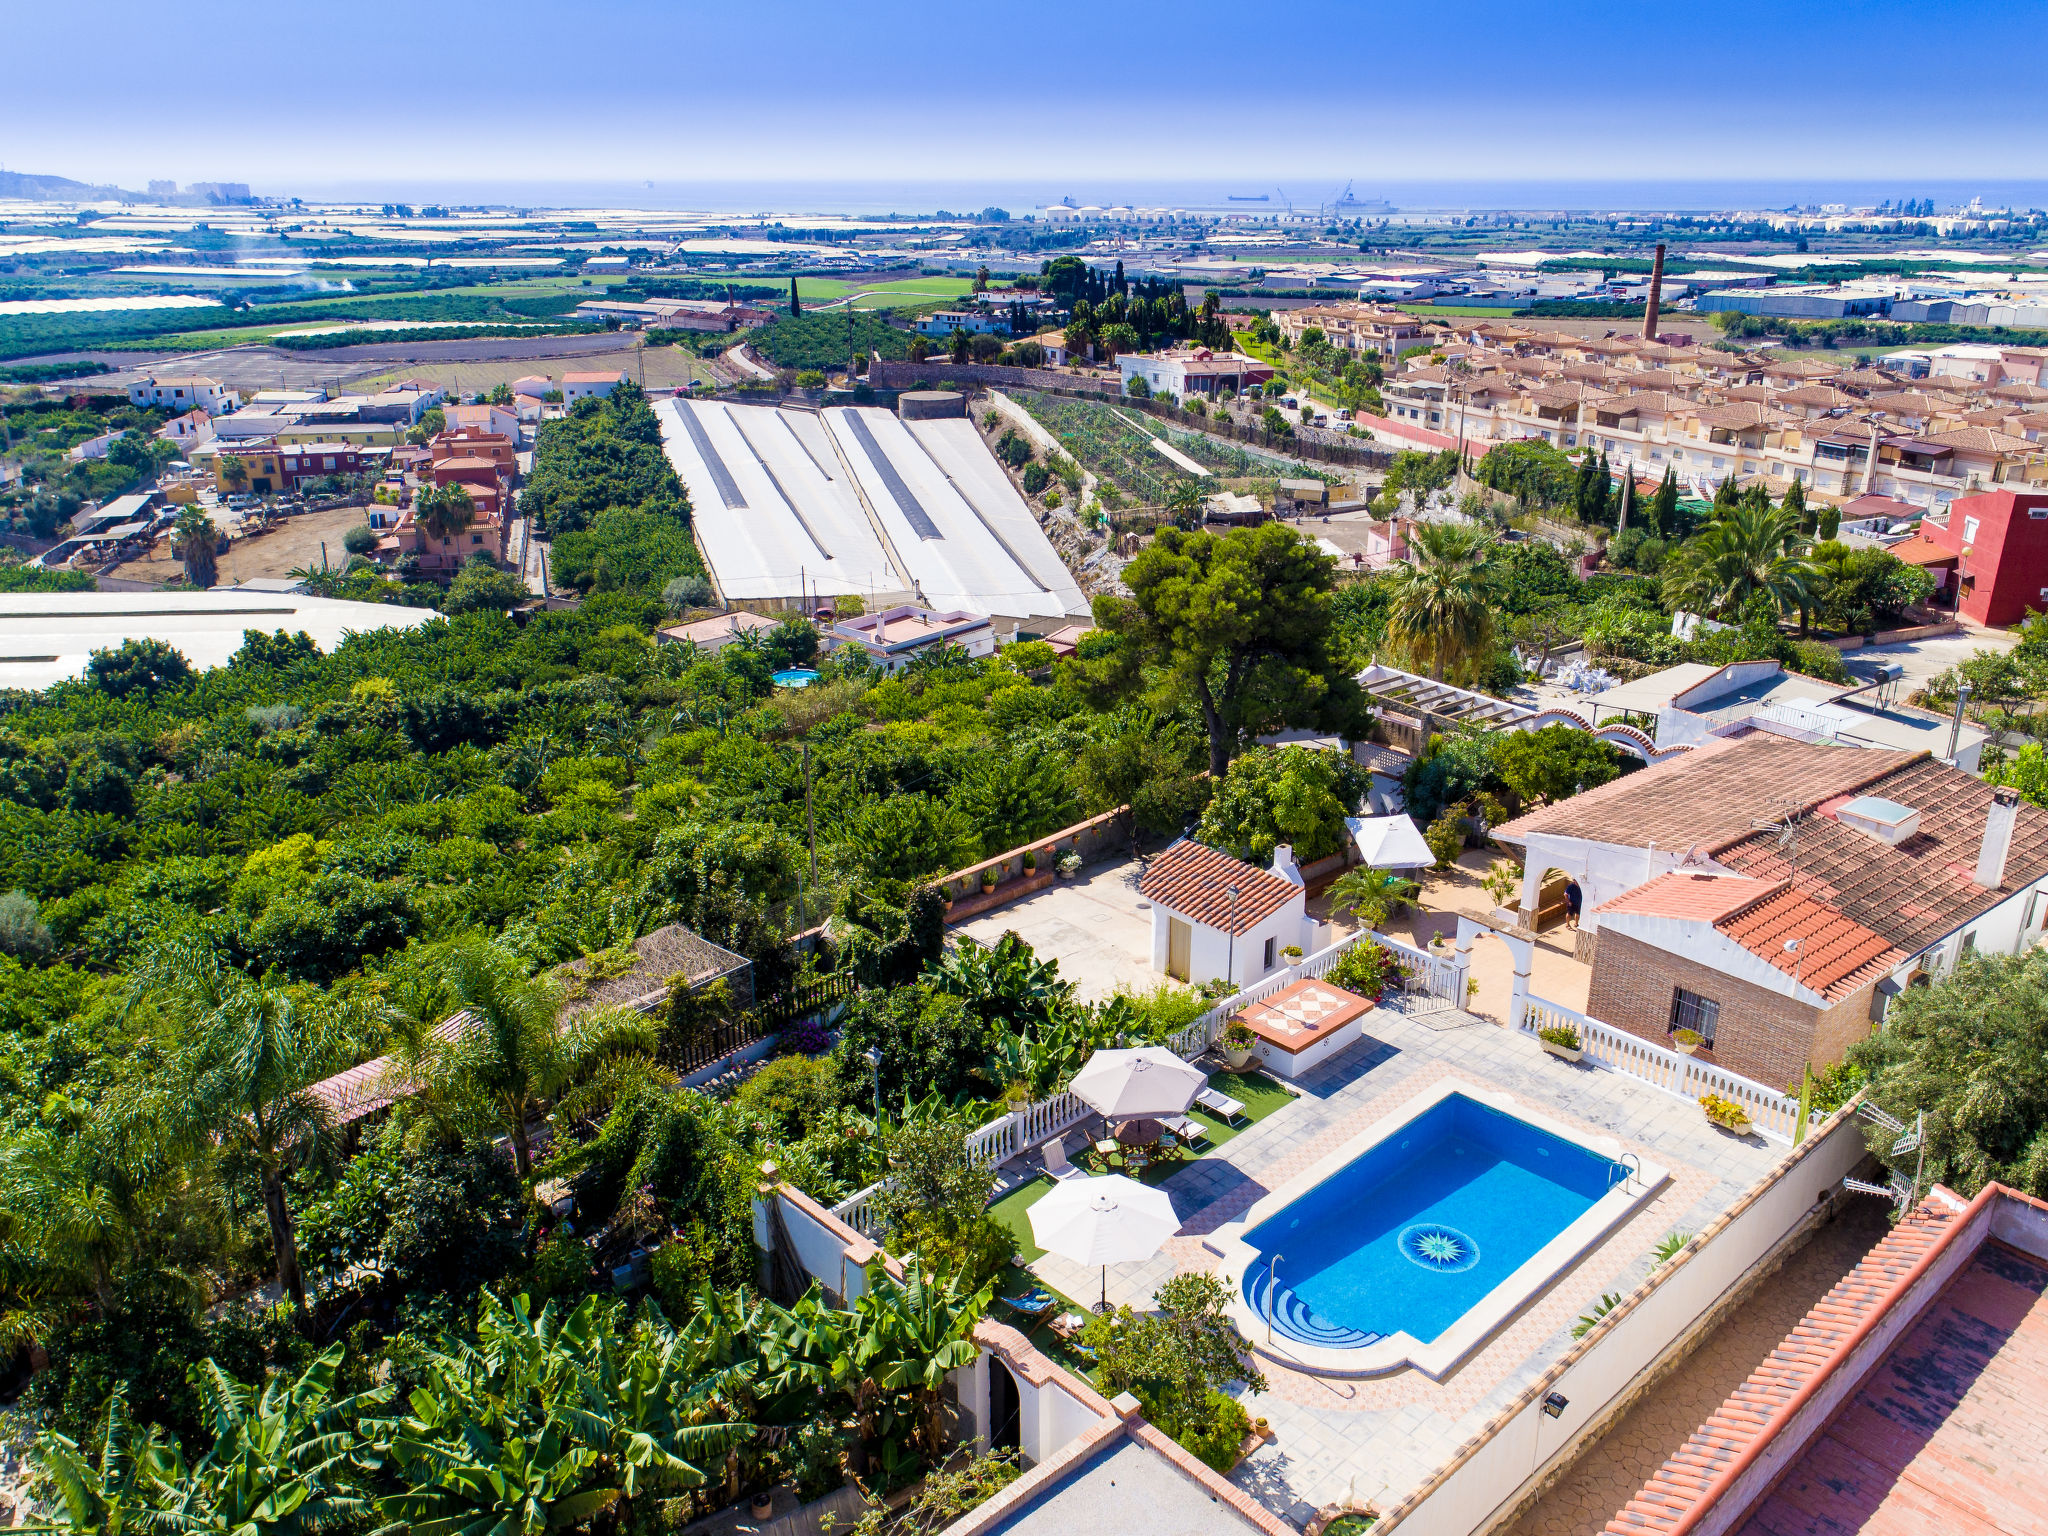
[751,1493,774,1519]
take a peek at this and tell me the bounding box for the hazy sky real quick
[7,0,2045,196]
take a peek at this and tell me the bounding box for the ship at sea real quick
[1227,193,1269,202]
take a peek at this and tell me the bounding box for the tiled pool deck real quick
[1018,997,1788,1527]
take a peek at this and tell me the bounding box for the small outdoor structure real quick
[1138,838,1319,991]
[1231,977,1374,1080]
[1346,812,1435,870]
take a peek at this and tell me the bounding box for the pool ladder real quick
[1611,1153,1641,1194]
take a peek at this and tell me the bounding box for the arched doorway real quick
[988,1359,1021,1455]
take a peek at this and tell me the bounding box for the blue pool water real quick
[771,668,821,688]
[1243,1094,1619,1349]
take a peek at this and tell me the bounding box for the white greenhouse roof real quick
[0,591,440,691]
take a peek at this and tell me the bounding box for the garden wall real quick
[872,359,1115,396]
[1369,1102,1869,1536]
[936,806,1129,924]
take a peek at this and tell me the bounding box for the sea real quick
[270,178,2048,220]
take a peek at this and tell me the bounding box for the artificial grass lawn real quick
[987,1068,1294,1264]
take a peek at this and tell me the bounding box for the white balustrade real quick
[831,1179,888,1238]
[1519,994,1809,1142]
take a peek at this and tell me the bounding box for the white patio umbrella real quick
[1346,813,1436,871]
[1068,1046,1207,1120]
[1028,1174,1181,1310]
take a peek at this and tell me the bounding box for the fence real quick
[1519,994,1808,1143]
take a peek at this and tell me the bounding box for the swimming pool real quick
[1216,1081,1666,1378]
[771,668,821,688]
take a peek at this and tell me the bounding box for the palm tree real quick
[1661,503,1818,621]
[1387,520,1494,681]
[1164,479,1205,530]
[395,937,661,1178]
[172,507,220,589]
[1326,867,1421,930]
[413,482,475,550]
[134,936,380,1324]
[219,455,249,495]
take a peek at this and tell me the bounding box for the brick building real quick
[1584,873,1901,1086]
[1495,734,2048,1078]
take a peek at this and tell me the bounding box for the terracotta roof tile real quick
[1137,839,1296,935]
[1593,872,1772,923]
[1602,1197,1958,1535]
[1711,885,1904,1000]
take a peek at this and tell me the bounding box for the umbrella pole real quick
[1099,1265,1108,1314]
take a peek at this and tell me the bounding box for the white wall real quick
[1151,898,1315,991]
[1373,1106,1870,1536]
[1518,833,1686,928]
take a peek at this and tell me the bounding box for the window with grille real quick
[1669,987,1720,1045]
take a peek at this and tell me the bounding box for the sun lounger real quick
[1002,1287,1058,1320]
[1041,1135,1087,1181]
[1197,1086,1247,1124]
[1164,1115,1210,1150]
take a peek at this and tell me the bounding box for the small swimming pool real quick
[1218,1081,1665,1377]
[771,668,821,688]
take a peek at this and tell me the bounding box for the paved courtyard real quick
[955,859,1161,1002]
[1016,998,1789,1528]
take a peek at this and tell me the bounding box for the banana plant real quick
[25,1389,173,1536]
[372,1424,614,1536]
[847,1257,991,1465]
[138,1350,381,1536]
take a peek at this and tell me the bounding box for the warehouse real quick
[656,398,1088,621]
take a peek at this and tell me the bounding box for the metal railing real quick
[1519,995,1809,1143]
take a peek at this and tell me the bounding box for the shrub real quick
[662,573,714,611]
[1324,942,1389,999]
[794,369,827,388]
[0,890,53,958]
[735,1054,843,1139]
[342,522,380,556]
[1699,1091,1751,1129]
[1537,1022,1581,1050]
[1021,461,1050,495]
[1424,807,1467,869]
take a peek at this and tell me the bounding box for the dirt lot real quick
[347,343,717,397]
[111,504,376,586]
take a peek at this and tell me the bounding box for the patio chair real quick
[1164,1114,1210,1150]
[1001,1287,1059,1321]
[1197,1086,1248,1124]
[1041,1135,1087,1182]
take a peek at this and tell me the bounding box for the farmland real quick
[1013,390,1333,508]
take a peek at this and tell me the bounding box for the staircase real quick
[1245,1267,1381,1350]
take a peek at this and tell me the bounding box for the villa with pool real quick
[748,822,1881,1536]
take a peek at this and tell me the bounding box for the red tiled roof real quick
[1601,1194,1962,1535]
[1882,534,1957,567]
[1712,884,1904,1000]
[1594,872,1770,924]
[1718,756,2048,954]
[1491,735,1917,856]
[1137,839,1297,935]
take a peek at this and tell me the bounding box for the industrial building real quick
[654,397,1088,622]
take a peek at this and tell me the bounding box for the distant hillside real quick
[0,170,139,202]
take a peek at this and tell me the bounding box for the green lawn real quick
[1396,303,1520,318]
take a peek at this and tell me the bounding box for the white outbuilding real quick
[1138,838,1321,992]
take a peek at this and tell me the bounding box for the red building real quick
[1906,488,2048,627]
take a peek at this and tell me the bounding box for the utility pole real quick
[801,741,818,922]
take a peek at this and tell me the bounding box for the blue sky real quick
[6,0,2045,197]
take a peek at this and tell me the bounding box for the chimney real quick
[1977,786,2020,888]
[1642,243,1666,342]
[1271,844,1305,888]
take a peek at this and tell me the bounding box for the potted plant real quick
[1023,850,1038,873]
[751,1492,775,1521]
[1057,850,1082,879]
[1537,1022,1583,1062]
[1699,1091,1753,1135]
[980,866,999,893]
[1671,1027,1704,1056]
[1282,945,1303,963]
[1221,1018,1256,1070]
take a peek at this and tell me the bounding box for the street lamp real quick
[863,1047,882,1119]
[1225,884,1242,987]
[1948,682,1973,762]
